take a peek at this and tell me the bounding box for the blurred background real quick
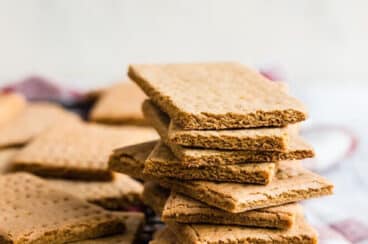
[0,1,367,243]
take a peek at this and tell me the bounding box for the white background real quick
[0,0,367,89]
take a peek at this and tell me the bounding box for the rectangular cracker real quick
[144,141,276,184]
[109,140,157,180]
[13,121,158,180]
[142,181,170,215]
[168,214,318,244]
[149,228,178,244]
[0,93,26,127]
[129,62,307,129]
[0,148,18,174]
[160,161,333,213]
[0,102,80,149]
[89,82,149,125]
[141,101,290,151]
[73,212,145,244]
[46,173,143,210]
[0,173,126,244]
[162,191,299,229]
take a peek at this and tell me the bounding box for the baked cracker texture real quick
[46,173,143,210]
[13,121,158,180]
[73,212,145,244]
[0,93,26,127]
[144,141,276,184]
[0,173,126,244]
[161,161,333,213]
[142,99,314,166]
[89,82,149,125]
[168,214,317,244]
[162,191,299,229]
[142,181,170,216]
[149,228,178,244]
[129,62,307,129]
[0,102,80,149]
[109,140,157,180]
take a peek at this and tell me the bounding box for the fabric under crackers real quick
[46,173,143,210]
[142,99,315,166]
[159,161,334,213]
[0,93,26,128]
[168,214,318,244]
[162,191,300,229]
[109,140,157,180]
[129,62,307,129]
[144,141,276,184]
[12,121,158,180]
[0,173,126,244]
[89,82,149,125]
[0,102,80,149]
[72,212,145,244]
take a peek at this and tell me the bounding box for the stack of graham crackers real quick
[110,62,334,243]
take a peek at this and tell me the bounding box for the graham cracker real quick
[160,161,333,213]
[46,173,143,210]
[0,173,126,244]
[129,62,307,129]
[142,181,170,216]
[168,214,318,244]
[142,100,314,166]
[0,148,18,174]
[162,191,299,229]
[73,212,145,244]
[0,93,26,127]
[13,121,158,180]
[90,82,149,125]
[109,140,157,180]
[144,141,276,184]
[0,102,80,149]
[149,228,178,244]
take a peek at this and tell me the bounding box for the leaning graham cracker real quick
[46,173,143,210]
[149,228,178,244]
[0,148,18,174]
[162,191,300,229]
[142,181,170,215]
[144,141,276,184]
[0,93,26,127]
[109,140,157,180]
[168,214,317,244]
[142,100,314,166]
[145,99,290,151]
[0,102,80,149]
[90,82,149,125]
[73,212,145,244]
[129,62,307,129]
[13,121,158,180]
[0,173,126,244]
[160,161,334,213]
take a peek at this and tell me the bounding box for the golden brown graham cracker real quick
[13,121,158,180]
[0,102,80,149]
[90,82,149,126]
[73,212,145,244]
[146,99,291,151]
[162,191,299,229]
[109,140,157,180]
[142,181,170,216]
[46,173,143,210]
[129,62,307,129]
[168,214,318,244]
[0,93,26,127]
[0,173,126,244]
[142,100,314,166]
[144,141,276,184]
[160,161,333,213]
[149,228,178,244]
